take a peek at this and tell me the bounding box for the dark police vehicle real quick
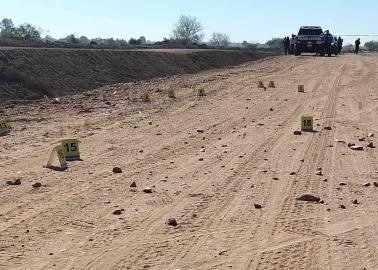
[290,26,338,56]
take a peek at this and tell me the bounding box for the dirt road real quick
[1,54,378,270]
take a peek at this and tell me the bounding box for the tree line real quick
[0,16,281,49]
[4,16,374,50]
[0,16,235,48]
[0,18,41,41]
[0,16,258,49]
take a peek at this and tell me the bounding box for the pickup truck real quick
[290,26,337,56]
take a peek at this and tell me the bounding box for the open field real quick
[1,54,378,270]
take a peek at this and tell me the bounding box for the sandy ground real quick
[1,54,378,270]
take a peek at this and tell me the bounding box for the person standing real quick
[337,36,343,54]
[283,37,289,55]
[355,38,361,54]
[323,30,331,56]
[285,36,290,55]
[290,34,296,54]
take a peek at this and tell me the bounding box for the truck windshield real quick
[298,28,323,35]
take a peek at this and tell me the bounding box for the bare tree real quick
[209,32,231,48]
[172,15,204,44]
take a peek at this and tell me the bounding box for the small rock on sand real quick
[32,182,42,188]
[51,98,60,104]
[130,181,137,188]
[6,179,21,186]
[143,187,153,193]
[315,169,323,176]
[167,218,177,227]
[352,199,359,205]
[367,142,375,148]
[350,145,364,151]
[113,209,123,215]
[112,167,123,174]
[296,194,321,202]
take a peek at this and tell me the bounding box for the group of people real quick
[282,34,361,55]
[283,36,291,55]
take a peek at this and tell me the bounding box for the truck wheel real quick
[328,53,331,57]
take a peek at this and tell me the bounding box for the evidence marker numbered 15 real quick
[61,139,81,161]
[301,116,314,131]
[0,118,11,136]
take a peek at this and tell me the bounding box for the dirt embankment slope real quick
[0,49,275,102]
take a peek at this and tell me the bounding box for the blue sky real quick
[1,0,378,44]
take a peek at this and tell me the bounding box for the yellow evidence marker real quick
[301,116,314,131]
[268,81,276,88]
[61,139,80,161]
[46,145,68,171]
[0,118,11,136]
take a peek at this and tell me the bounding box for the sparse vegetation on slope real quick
[0,49,275,102]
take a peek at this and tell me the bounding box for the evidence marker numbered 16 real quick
[0,118,11,135]
[61,139,81,161]
[301,116,314,131]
